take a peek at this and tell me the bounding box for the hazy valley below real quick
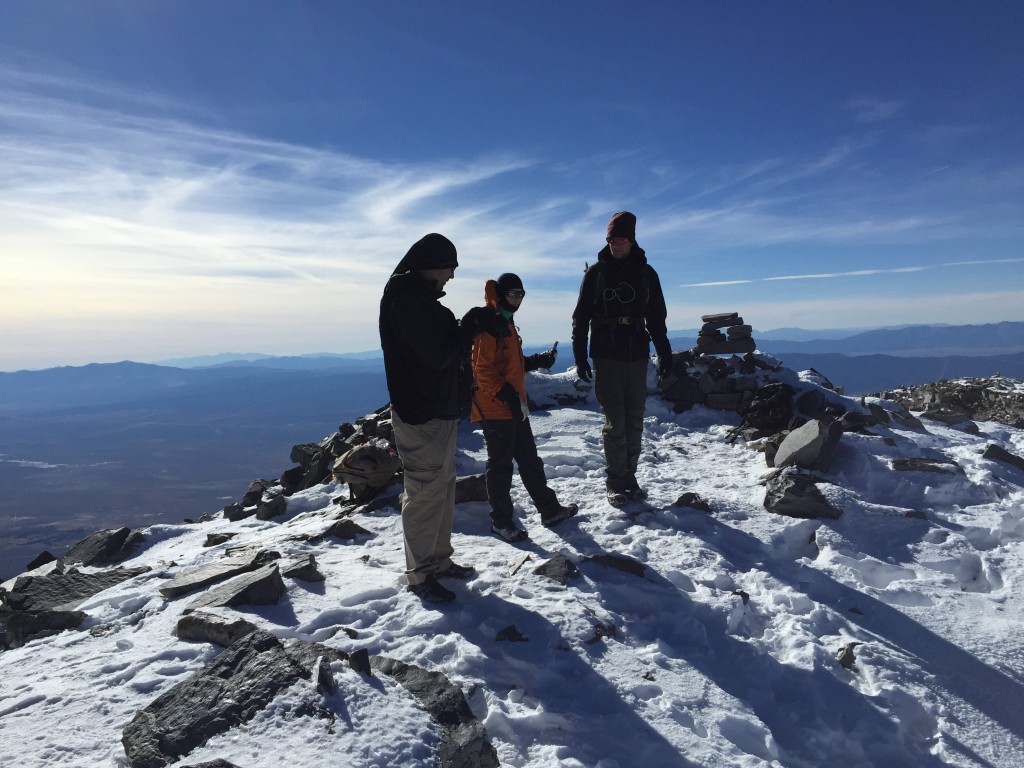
[2,321,1022,579]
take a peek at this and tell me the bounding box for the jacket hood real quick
[391,233,458,276]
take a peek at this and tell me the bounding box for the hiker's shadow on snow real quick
[683,515,1024,758]
[459,592,700,768]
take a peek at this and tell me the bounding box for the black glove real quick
[575,358,593,383]
[525,346,557,372]
[658,356,672,379]
[497,382,527,420]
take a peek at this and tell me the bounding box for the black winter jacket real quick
[571,245,672,365]
[379,271,465,424]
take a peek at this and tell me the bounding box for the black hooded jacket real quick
[379,271,466,425]
[571,244,672,364]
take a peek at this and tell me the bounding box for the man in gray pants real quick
[379,233,481,604]
[571,212,673,506]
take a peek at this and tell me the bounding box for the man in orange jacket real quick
[469,273,579,542]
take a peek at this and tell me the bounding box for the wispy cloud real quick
[680,258,1024,288]
[845,97,906,123]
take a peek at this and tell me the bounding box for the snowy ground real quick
[2,368,1024,767]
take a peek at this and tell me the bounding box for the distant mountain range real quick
[2,321,1023,575]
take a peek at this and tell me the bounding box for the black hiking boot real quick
[491,523,529,543]
[541,503,579,528]
[407,575,455,604]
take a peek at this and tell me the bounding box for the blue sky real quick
[1,1,1022,370]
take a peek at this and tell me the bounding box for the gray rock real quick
[455,474,488,503]
[122,629,307,768]
[62,527,144,567]
[3,609,86,648]
[26,551,59,571]
[891,458,964,475]
[184,564,286,614]
[371,656,499,768]
[534,554,580,585]
[982,443,1024,473]
[203,533,237,548]
[160,551,278,599]
[584,553,646,578]
[176,611,258,647]
[221,503,253,522]
[281,554,325,582]
[773,419,843,472]
[764,470,842,520]
[4,566,149,613]
[674,492,712,511]
[180,760,244,768]
[255,494,288,521]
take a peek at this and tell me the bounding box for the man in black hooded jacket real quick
[571,212,672,506]
[380,233,482,604]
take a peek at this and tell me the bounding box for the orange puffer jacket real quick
[470,280,527,423]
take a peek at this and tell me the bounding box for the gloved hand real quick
[497,382,527,420]
[658,355,673,379]
[575,358,593,383]
[525,345,557,372]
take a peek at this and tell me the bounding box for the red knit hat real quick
[606,211,637,242]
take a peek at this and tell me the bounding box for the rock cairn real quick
[696,312,756,356]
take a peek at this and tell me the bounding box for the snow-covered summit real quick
[2,361,1024,767]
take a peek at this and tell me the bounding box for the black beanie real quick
[606,211,637,242]
[496,272,524,313]
[391,233,459,275]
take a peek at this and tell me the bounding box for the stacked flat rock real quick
[696,312,756,354]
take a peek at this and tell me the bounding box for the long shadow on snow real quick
[458,593,699,768]
[559,519,931,767]
[684,514,1024,760]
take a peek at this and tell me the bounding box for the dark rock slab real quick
[674,492,712,511]
[62,527,144,567]
[774,418,843,472]
[184,564,285,614]
[26,551,58,571]
[281,554,325,582]
[533,554,580,585]
[160,551,277,599]
[764,471,842,520]
[176,611,259,648]
[122,629,307,768]
[255,494,287,521]
[181,760,244,768]
[4,566,150,612]
[455,473,488,504]
[584,553,646,578]
[983,443,1024,473]
[371,656,499,768]
[3,609,87,648]
[891,458,965,475]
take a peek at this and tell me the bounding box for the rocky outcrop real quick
[0,564,149,648]
[875,375,1024,428]
[62,527,145,567]
[122,627,498,768]
[122,629,310,768]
